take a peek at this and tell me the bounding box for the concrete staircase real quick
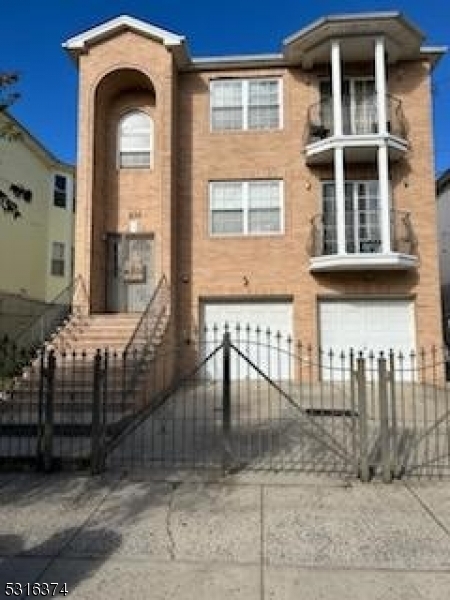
[1,276,172,468]
[47,313,142,356]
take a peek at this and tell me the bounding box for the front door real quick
[106,233,154,312]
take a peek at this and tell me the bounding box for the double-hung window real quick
[53,175,67,208]
[51,242,66,277]
[210,180,283,236]
[118,110,153,168]
[210,78,281,131]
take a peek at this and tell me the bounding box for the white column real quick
[375,37,387,135]
[331,40,343,137]
[331,40,345,253]
[378,144,391,253]
[335,147,346,254]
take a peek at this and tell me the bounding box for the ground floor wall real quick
[176,268,443,357]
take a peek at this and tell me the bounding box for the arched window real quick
[118,111,153,168]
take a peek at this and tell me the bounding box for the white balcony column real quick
[378,144,391,253]
[334,146,346,254]
[331,40,343,137]
[375,37,388,135]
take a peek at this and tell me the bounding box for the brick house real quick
[63,12,445,370]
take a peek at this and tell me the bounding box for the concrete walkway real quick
[0,471,449,599]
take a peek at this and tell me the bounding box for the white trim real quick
[378,144,391,253]
[209,179,284,237]
[305,133,408,160]
[63,15,184,51]
[375,38,387,136]
[310,252,418,272]
[331,41,342,137]
[334,147,346,254]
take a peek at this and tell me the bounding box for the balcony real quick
[308,209,418,271]
[304,94,408,165]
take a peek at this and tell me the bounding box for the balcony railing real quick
[308,210,416,259]
[305,94,407,145]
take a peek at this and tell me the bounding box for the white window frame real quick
[50,241,66,277]
[209,180,284,237]
[117,110,153,169]
[210,78,282,132]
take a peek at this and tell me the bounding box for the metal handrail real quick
[122,274,170,397]
[305,93,407,144]
[308,209,416,258]
[125,274,170,356]
[12,275,88,350]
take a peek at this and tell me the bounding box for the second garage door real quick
[319,298,416,368]
[202,300,293,380]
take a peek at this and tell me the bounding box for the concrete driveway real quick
[0,471,449,599]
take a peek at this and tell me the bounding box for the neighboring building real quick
[437,169,450,340]
[63,12,445,364]
[0,112,75,304]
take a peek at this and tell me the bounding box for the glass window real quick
[211,79,281,132]
[210,180,282,236]
[322,181,381,255]
[54,175,67,208]
[51,242,65,277]
[118,111,152,168]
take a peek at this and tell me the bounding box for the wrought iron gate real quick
[105,329,360,475]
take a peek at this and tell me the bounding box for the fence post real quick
[43,350,56,473]
[349,350,358,470]
[378,353,392,483]
[357,354,370,482]
[91,349,105,475]
[389,350,400,478]
[222,331,232,469]
[36,350,46,469]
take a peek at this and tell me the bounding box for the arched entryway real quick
[91,68,158,313]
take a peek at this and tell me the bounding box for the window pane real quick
[322,183,337,254]
[211,211,244,234]
[211,182,242,209]
[211,81,242,107]
[54,175,67,208]
[212,107,243,130]
[248,181,281,232]
[119,111,152,167]
[211,81,243,131]
[210,182,244,234]
[120,152,151,168]
[248,209,280,232]
[51,242,65,276]
[248,80,279,129]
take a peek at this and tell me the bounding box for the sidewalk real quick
[0,471,449,599]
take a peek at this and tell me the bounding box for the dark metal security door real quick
[106,233,154,312]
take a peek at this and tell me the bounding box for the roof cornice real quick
[63,15,185,54]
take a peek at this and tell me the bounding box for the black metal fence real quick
[1,326,449,480]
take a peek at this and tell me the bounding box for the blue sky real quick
[2,0,450,173]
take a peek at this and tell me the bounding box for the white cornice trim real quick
[63,15,184,52]
[310,253,418,272]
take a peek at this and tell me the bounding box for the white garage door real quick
[202,300,293,380]
[319,298,416,377]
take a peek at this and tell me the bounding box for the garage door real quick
[319,298,416,377]
[202,300,293,380]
